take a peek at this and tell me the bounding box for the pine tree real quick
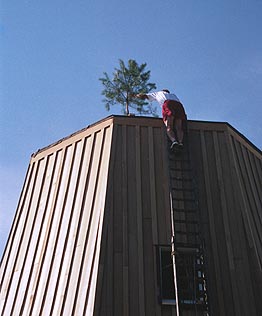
[99,59,157,116]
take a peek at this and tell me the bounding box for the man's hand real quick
[136,93,147,99]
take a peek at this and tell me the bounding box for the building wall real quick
[187,121,262,316]
[94,118,262,316]
[0,118,114,316]
[1,116,261,316]
[93,117,175,316]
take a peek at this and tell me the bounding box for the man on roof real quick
[136,89,187,150]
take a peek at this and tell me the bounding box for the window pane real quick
[161,249,175,300]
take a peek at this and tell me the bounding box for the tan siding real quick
[199,130,226,315]
[0,120,114,316]
[0,164,32,293]
[188,121,262,316]
[94,117,172,316]
[1,116,261,316]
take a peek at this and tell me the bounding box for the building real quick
[1,115,261,316]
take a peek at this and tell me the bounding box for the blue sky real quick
[1,0,262,257]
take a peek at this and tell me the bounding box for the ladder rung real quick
[178,289,207,296]
[177,277,206,284]
[173,208,197,213]
[175,244,203,251]
[170,177,193,181]
[175,247,199,254]
[175,231,200,236]
[174,219,198,225]
[177,264,206,271]
[172,188,194,192]
[179,296,208,302]
[169,158,191,164]
[170,176,193,181]
[170,168,192,172]
[180,301,207,307]
[173,197,196,202]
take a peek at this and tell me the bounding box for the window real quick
[158,245,208,307]
[158,246,176,305]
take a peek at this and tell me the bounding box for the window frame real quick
[157,245,177,305]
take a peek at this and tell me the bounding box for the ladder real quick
[168,137,209,315]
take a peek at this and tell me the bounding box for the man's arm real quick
[135,93,149,100]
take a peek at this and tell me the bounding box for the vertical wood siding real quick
[1,116,261,316]
[188,121,262,316]
[93,117,174,316]
[0,119,114,316]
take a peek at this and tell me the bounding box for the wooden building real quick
[0,115,261,316]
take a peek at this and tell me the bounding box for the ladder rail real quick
[167,134,209,314]
[170,192,180,316]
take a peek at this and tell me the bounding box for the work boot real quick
[170,141,179,150]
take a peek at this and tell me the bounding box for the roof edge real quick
[31,115,261,158]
